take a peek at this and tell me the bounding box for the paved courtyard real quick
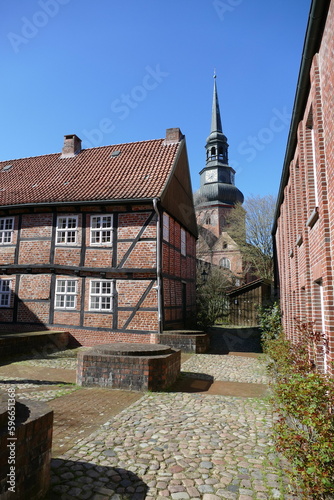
[0,330,303,499]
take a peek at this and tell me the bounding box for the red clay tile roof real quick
[0,139,180,207]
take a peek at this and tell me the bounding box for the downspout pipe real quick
[153,198,163,334]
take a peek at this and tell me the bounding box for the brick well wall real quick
[0,392,53,500]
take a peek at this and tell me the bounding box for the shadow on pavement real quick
[45,460,148,500]
[0,378,74,386]
[208,326,263,355]
[167,372,214,393]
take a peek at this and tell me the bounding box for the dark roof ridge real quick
[0,137,165,164]
[0,150,59,164]
[81,137,164,151]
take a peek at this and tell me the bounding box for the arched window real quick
[210,147,216,159]
[220,257,231,269]
[218,147,225,162]
[205,215,211,225]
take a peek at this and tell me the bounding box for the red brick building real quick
[0,128,198,345]
[273,0,333,374]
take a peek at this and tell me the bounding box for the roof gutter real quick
[0,197,156,210]
[272,0,330,235]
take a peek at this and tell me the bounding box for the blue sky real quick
[1,0,311,199]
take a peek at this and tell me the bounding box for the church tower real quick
[195,76,245,279]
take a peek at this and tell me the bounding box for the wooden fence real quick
[227,279,272,326]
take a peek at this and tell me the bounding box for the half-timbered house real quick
[0,128,198,345]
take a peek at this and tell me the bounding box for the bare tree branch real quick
[226,194,276,280]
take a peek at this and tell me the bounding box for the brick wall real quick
[162,213,196,329]
[196,205,245,279]
[274,2,334,374]
[196,205,233,238]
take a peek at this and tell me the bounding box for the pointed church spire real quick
[194,73,244,209]
[206,74,228,165]
[211,73,223,134]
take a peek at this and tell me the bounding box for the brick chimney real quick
[61,134,82,158]
[164,128,184,145]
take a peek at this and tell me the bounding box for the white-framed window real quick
[90,280,113,311]
[0,279,11,307]
[55,279,77,309]
[181,228,186,256]
[221,257,231,269]
[0,217,14,245]
[56,216,78,244]
[163,213,169,242]
[90,215,113,245]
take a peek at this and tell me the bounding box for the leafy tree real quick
[196,267,234,329]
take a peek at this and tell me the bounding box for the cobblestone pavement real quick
[181,354,269,385]
[45,354,300,499]
[0,342,302,499]
[0,346,85,371]
[48,392,300,500]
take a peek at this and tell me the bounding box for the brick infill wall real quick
[77,343,181,391]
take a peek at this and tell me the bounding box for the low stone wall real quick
[159,330,210,353]
[0,330,69,358]
[77,343,181,391]
[0,391,53,500]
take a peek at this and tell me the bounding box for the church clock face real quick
[205,169,217,183]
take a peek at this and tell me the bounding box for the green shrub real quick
[274,372,334,498]
[261,307,334,497]
[258,302,282,344]
[263,332,291,376]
